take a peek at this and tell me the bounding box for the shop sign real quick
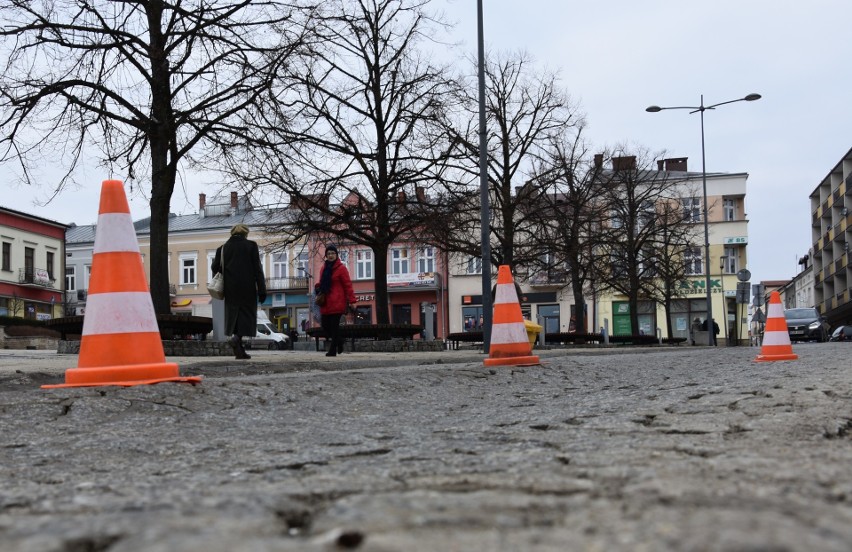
[387,272,436,288]
[723,236,747,245]
[356,294,375,302]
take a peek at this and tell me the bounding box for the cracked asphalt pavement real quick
[0,344,851,551]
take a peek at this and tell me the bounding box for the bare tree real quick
[437,51,584,273]
[593,148,694,335]
[527,129,607,335]
[0,0,310,313]
[218,0,460,325]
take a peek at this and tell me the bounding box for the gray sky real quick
[3,0,849,292]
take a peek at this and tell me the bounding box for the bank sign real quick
[679,277,724,294]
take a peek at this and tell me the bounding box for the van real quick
[246,311,290,350]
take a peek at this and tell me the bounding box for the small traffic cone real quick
[484,265,541,367]
[43,180,202,388]
[754,291,798,362]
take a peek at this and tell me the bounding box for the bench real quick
[44,314,213,340]
[543,332,604,345]
[305,324,425,352]
[446,331,483,350]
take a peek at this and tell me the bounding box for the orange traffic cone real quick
[43,180,202,388]
[754,291,798,362]
[484,265,541,367]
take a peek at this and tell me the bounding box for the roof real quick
[65,224,97,245]
[0,206,70,229]
[133,208,290,235]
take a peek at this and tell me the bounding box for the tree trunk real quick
[373,243,390,325]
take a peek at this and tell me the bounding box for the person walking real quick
[212,224,266,359]
[315,244,356,357]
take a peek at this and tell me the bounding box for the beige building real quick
[595,159,750,344]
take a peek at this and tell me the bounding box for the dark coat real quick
[211,235,266,337]
[315,259,356,315]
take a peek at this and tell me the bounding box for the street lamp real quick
[300,267,313,331]
[646,93,761,346]
[719,255,728,344]
[476,0,493,352]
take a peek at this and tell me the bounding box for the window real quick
[65,267,76,292]
[356,249,373,280]
[207,251,216,283]
[684,246,703,275]
[418,246,435,273]
[338,249,349,265]
[391,248,410,274]
[46,251,55,280]
[682,197,701,222]
[639,247,656,276]
[610,209,623,229]
[85,265,92,288]
[466,256,482,275]
[637,201,656,229]
[24,247,34,278]
[722,247,737,273]
[723,198,736,221]
[1,242,9,271]
[295,252,309,277]
[180,254,197,285]
[272,252,288,278]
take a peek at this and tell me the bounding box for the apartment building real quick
[809,146,852,326]
[0,207,68,319]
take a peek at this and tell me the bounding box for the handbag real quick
[208,245,225,299]
[315,292,326,307]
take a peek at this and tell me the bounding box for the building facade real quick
[595,159,750,344]
[809,146,851,326]
[0,207,68,320]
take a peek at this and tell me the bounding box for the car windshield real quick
[784,308,818,320]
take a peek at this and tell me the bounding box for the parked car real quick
[784,307,830,342]
[245,311,290,350]
[829,324,852,342]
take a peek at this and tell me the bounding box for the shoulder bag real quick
[208,245,225,299]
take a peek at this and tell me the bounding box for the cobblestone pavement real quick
[1,344,851,551]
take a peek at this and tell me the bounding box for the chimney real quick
[594,153,604,169]
[415,186,426,203]
[657,160,664,171]
[199,193,206,212]
[664,157,688,172]
[230,191,238,209]
[398,191,406,203]
[611,156,636,171]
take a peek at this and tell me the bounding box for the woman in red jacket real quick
[315,244,356,356]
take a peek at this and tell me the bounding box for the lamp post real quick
[300,267,313,331]
[646,93,761,346]
[476,0,492,353]
[719,255,728,345]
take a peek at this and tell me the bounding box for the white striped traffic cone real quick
[484,265,540,367]
[754,291,798,362]
[43,180,202,388]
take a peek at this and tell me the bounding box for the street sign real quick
[737,269,751,282]
[736,281,750,304]
[752,283,765,306]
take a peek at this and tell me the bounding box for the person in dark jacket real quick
[315,244,356,357]
[212,224,266,359]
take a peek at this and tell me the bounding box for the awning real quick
[171,298,192,307]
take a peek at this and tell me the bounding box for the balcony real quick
[65,289,88,303]
[529,269,568,287]
[18,268,55,289]
[266,276,309,291]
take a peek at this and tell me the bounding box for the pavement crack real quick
[335,448,392,459]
